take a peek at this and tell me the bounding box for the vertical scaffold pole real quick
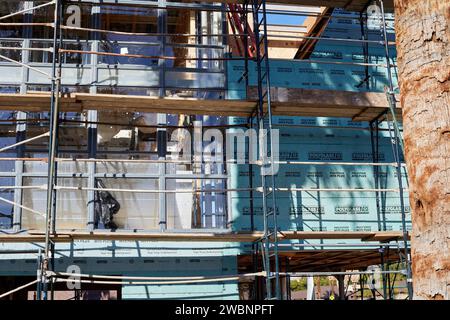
[42,0,61,300]
[241,0,259,300]
[370,117,389,299]
[251,0,280,300]
[36,248,42,300]
[378,0,413,299]
[157,0,168,231]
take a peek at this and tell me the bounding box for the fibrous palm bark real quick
[394,0,450,300]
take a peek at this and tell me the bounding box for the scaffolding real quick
[0,0,412,300]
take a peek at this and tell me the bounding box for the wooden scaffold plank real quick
[0,89,401,122]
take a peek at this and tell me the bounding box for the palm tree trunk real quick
[394,0,450,300]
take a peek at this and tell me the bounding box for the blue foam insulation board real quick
[226,9,411,242]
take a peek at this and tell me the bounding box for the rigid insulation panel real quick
[226,9,411,238]
[0,241,240,300]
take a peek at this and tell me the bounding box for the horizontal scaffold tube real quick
[0,46,53,53]
[0,185,407,194]
[57,24,394,45]
[60,25,241,38]
[53,186,252,193]
[265,187,405,193]
[0,157,407,168]
[52,271,265,285]
[0,22,53,27]
[48,271,265,281]
[54,278,246,285]
[0,185,47,190]
[282,270,407,277]
[0,157,407,167]
[58,49,246,61]
[57,48,387,67]
[274,160,406,167]
[0,158,47,162]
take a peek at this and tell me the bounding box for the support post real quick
[12,1,34,232]
[336,274,346,300]
[86,111,97,231]
[360,275,364,300]
[12,113,26,231]
[36,248,42,300]
[379,247,388,299]
[306,276,315,300]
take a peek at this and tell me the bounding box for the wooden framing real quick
[294,7,334,59]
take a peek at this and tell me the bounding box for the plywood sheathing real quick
[394,0,450,300]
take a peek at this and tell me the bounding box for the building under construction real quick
[0,0,446,300]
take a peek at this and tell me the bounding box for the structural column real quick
[306,276,315,300]
[336,274,346,300]
[12,1,34,231]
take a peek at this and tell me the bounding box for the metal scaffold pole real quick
[369,117,388,300]
[251,0,280,300]
[378,0,413,300]
[42,0,62,300]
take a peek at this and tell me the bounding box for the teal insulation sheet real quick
[225,9,409,247]
[0,241,241,300]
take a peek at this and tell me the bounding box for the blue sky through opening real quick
[267,13,307,26]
